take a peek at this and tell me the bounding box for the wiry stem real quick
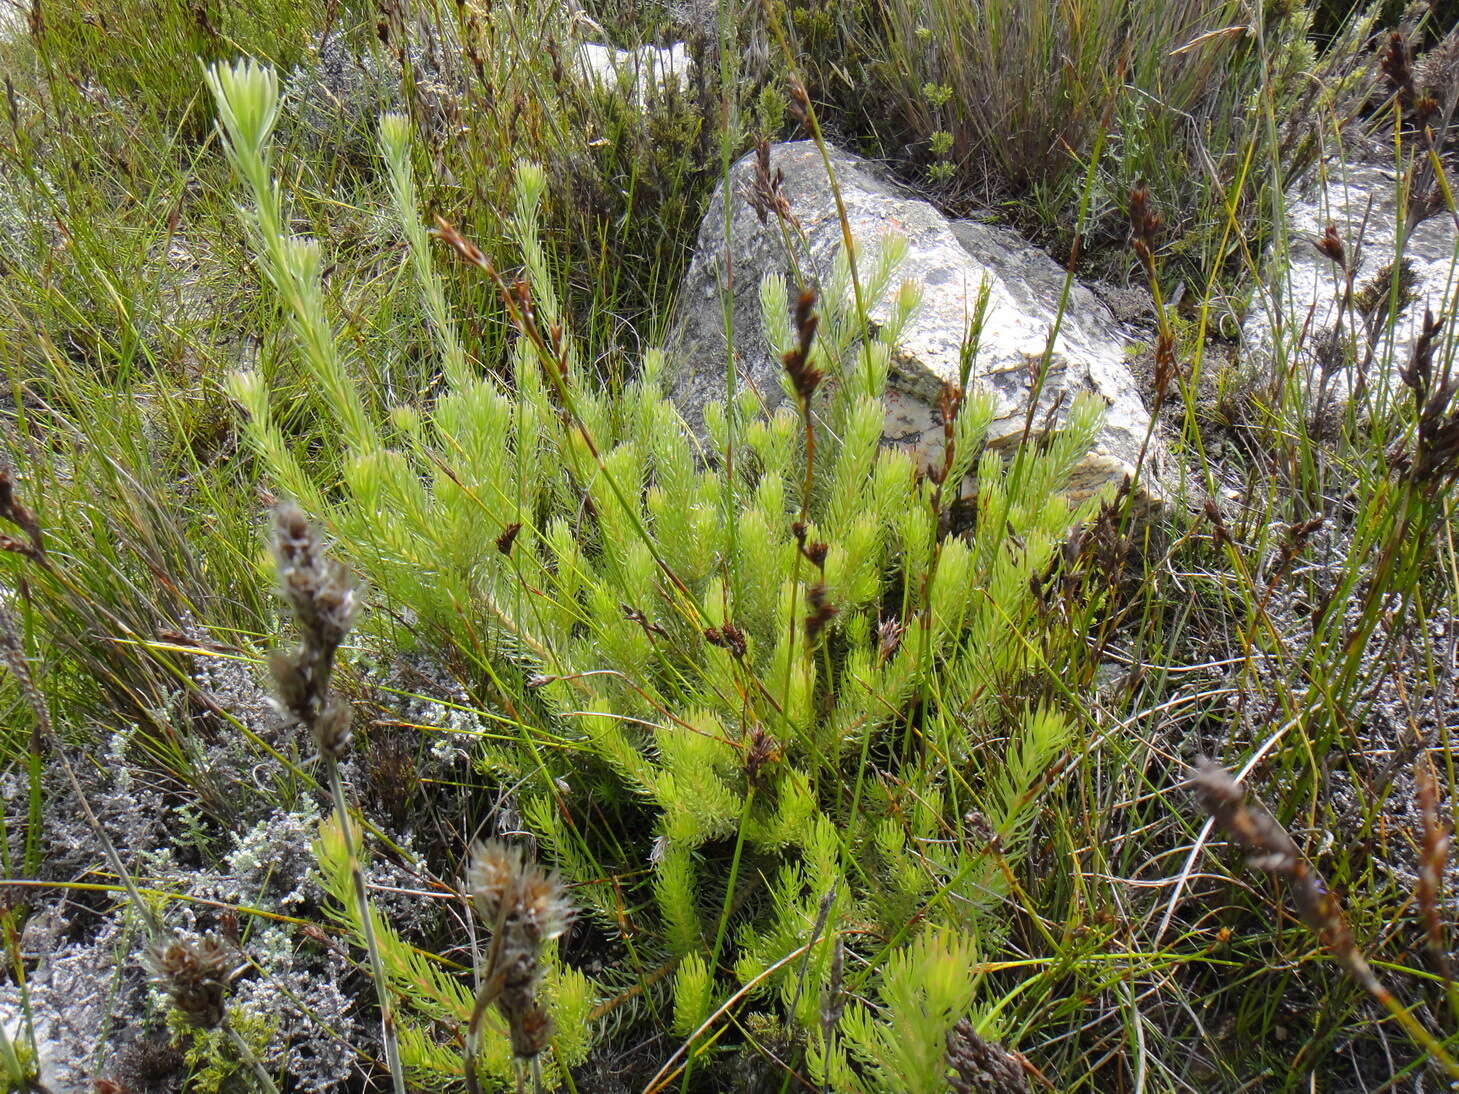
[463,962,505,1094]
[1194,760,1459,1083]
[325,763,407,1094]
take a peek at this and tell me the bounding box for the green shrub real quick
[212,59,1112,1086]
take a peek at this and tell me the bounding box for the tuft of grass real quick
[782,0,1377,286]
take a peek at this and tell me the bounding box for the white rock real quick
[0,6,23,42]
[665,141,1167,505]
[573,41,691,103]
[1242,157,1459,401]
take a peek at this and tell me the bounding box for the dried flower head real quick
[801,539,829,569]
[1416,28,1459,117]
[743,725,781,787]
[747,138,795,228]
[506,996,554,1060]
[145,933,243,1030]
[704,622,748,659]
[1352,259,1419,326]
[1383,31,1416,105]
[877,616,905,662]
[1191,760,1368,984]
[468,839,525,926]
[782,289,823,405]
[946,1018,1030,1093]
[495,521,522,555]
[465,839,572,1077]
[469,840,570,944]
[804,582,837,642]
[312,697,354,760]
[1202,499,1230,550]
[0,468,44,560]
[267,504,361,759]
[1128,180,1162,270]
[434,215,494,273]
[1314,222,1346,269]
[1398,309,1459,489]
[272,503,358,652]
[1415,762,1451,972]
[1399,307,1443,398]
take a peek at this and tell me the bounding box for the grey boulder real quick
[665,141,1166,505]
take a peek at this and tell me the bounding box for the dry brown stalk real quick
[1192,760,1459,1082]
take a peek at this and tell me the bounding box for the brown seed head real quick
[271,503,357,651]
[145,933,241,1029]
[1192,760,1365,980]
[468,840,571,943]
[1314,222,1346,269]
[495,522,522,555]
[743,725,781,787]
[507,996,555,1059]
[468,839,525,927]
[1415,763,1452,968]
[747,138,794,228]
[467,840,572,1061]
[704,622,748,659]
[0,469,43,558]
[946,1017,1029,1093]
[1128,181,1162,265]
[782,290,823,404]
[804,583,837,642]
[1400,307,1443,398]
[1382,31,1416,103]
[877,617,905,662]
[433,216,493,272]
[314,698,354,761]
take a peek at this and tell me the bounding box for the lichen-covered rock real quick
[666,141,1166,505]
[1241,158,1459,400]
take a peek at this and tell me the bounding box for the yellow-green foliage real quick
[171,1008,277,1094]
[672,952,716,1037]
[812,930,983,1094]
[215,64,1108,1087]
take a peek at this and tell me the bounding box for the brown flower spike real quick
[782,288,823,405]
[946,1017,1030,1093]
[1190,760,1459,1079]
[464,841,572,1092]
[1192,761,1373,988]
[269,503,358,759]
